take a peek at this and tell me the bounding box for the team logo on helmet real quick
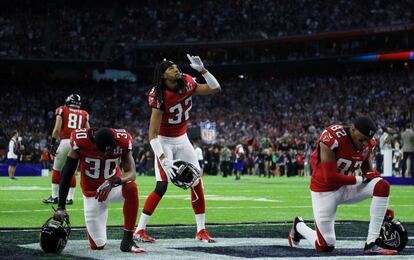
[379,219,408,252]
[171,161,200,189]
[40,217,71,254]
[65,94,81,108]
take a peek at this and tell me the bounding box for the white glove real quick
[187,54,205,72]
[161,158,178,180]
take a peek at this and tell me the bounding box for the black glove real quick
[49,138,58,156]
[53,207,69,223]
[95,176,122,202]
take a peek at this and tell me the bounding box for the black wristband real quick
[51,137,57,146]
[111,176,122,186]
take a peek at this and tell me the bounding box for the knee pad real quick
[154,181,168,198]
[374,179,390,197]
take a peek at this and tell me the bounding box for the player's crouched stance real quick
[49,128,144,253]
[288,117,398,255]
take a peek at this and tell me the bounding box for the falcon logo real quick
[322,134,331,143]
[185,83,192,91]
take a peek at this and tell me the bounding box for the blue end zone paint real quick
[0,163,42,176]
[383,176,414,186]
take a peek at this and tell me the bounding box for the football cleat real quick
[364,238,398,255]
[288,216,304,247]
[120,238,145,253]
[196,229,216,243]
[43,196,58,204]
[134,229,155,243]
[66,199,74,205]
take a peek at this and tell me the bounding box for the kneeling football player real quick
[288,117,397,255]
[53,127,144,253]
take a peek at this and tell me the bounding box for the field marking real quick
[19,237,414,260]
[0,186,49,191]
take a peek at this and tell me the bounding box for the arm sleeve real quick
[320,161,357,186]
[58,157,78,209]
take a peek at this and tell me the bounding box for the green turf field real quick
[0,175,414,228]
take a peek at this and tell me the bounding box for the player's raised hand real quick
[187,54,205,72]
[160,158,178,180]
[362,169,381,183]
[95,176,121,202]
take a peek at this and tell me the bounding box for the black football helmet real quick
[40,217,71,254]
[379,219,408,252]
[171,161,200,189]
[65,94,81,108]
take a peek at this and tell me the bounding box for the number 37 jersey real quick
[148,74,197,137]
[310,124,377,192]
[56,106,89,139]
[70,128,132,197]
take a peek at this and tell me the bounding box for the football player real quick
[288,116,398,255]
[53,127,144,253]
[134,54,221,243]
[43,94,89,205]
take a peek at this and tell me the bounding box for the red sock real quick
[51,170,60,184]
[191,181,205,214]
[122,182,138,231]
[143,192,162,215]
[70,174,76,188]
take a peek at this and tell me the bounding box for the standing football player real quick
[43,94,89,205]
[288,116,397,255]
[134,54,221,243]
[53,127,144,253]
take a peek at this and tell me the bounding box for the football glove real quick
[160,158,178,180]
[187,54,205,72]
[95,176,121,202]
[362,169,381,183]
[48,138,58,156]
[53,207,69,223]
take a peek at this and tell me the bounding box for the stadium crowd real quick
[1,68,413,177]
[0,0,412,60]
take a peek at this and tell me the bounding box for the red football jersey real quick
[311,124,377,192]
[70,128,133,197]
[148,74,197,137]
[56,106,89,139]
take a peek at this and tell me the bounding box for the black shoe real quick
[42,196,58,204]
[9,177,17,180]
[66,199,73,205]
[120,238,145,253]
[288,217,304,247]
[364,238,398,255]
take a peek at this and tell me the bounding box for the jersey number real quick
[68,113,83,129]
[337,158,363,174]
[330,125,347,138]
[168,97,192,124]
[84,158,118,179]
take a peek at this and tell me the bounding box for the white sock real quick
[195,213,205,232]
[52,184,59,198]
[366,196,389,244]
[296,221,317,248]
[137,213,151,231]
[68,187,75,200]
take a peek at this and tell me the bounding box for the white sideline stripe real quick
[2,203,414,214]
[19,238,414,260]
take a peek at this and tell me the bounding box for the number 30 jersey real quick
[70,128,132,197]
[310,124,377,192]
[55,106,89,139]
[148,74,197,137]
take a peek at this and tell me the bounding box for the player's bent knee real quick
[154,181,168,197]
[373,179,390,197]
[88,233,106,250]
[315,242,335,252]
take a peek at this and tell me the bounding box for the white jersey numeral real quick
[68,113,83,129]
[84,158,119,179]
[337,158,363,174]
[168,97,192,124]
